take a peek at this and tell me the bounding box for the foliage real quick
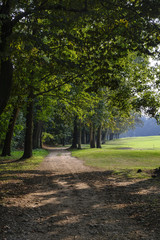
[0,0,160,155]
[12,111,25,149]
[42,132,54,145]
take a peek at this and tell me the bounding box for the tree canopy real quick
[0,0,160,157]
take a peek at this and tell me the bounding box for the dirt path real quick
[0,148,160,240]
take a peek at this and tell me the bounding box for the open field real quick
[104,136,160,150]
[72,136,160,178]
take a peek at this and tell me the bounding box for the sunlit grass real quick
[0,149,49,173]
[71,136,160,178]
[103,136,160,150]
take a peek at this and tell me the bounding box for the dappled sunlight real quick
[111,203,130,210]
[74,182,90,190]
[1,169,160,239]
[1,148,160,239]
[131,186,160,195]
[108,177,142,186]
[55,214,81,225]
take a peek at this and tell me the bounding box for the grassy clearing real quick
[71,136,160,178]
[103,136,160,150]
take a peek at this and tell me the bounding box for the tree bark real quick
[21,95,34,159]
[109,132,114,141]
[0,3,13,115]
[96,125,102,148]
[61,138,65,146]
[0,60,13,115]
[102,129,108,144]
[71,117,78,149]
[90,123,95,148]
[33,120,43,149]
[81,126,87,144]
[86,131,90,144]
[78,119,82,149]
[1,107,20,156]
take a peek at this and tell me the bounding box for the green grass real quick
[71,136,160,178]
[103,136,160,150]
[0,149,49,173]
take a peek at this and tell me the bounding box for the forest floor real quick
[0,147,160,240]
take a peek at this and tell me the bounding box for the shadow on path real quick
[0,149,160,240]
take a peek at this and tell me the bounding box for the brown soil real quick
[0,148,160,240]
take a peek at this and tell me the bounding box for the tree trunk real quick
[21,95,34,159]
[90,123,95,148]
[61,138,65,146]
[33,121,43,149]
[115,133,120,139]
[106,133,110,141]
[86,131,90,144]
[82,125,87,144]
[109,133,114,141]
[78,119,82,149]
[1,107,19,156]
[102,129,108,144]
[0,3,13,115]
[71,117,78,149]
[0,60,13,115]
[96,125,102,148]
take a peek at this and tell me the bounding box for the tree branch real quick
[11,1,88,27]
[34,74,82,97]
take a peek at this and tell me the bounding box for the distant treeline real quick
[120,117,160,137]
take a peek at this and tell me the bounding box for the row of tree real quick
[0,0,160,159]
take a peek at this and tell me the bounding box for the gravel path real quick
[0,148,159,240]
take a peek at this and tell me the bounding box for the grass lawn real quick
[0,149,49,174]
[71,136,160,178]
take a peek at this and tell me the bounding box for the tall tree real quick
[0,0,88,114]
[1,106,20,156]
[21,91,34,159]
[0,0,159,115]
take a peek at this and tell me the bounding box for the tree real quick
[1,106,20,156]
[1,0,159,115]
[0,0,88,114]
[90,122,96,148]
[0,104,13,149]
[71,116,78,149]
[1,1,160,159]
[21,91,34,159]
[33,121,43,149]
